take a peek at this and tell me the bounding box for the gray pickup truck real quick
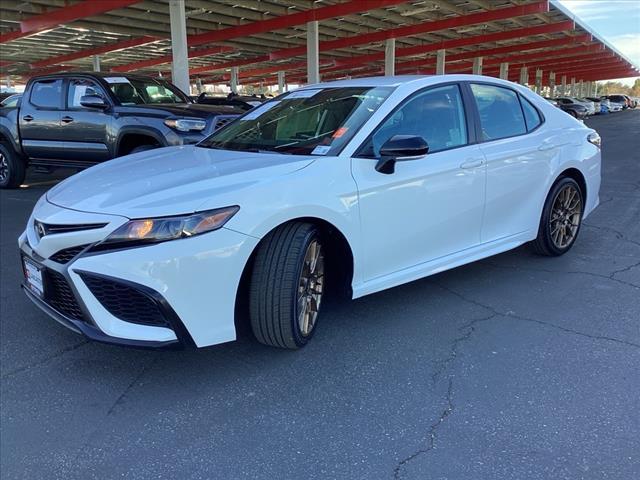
[0,72,242,188]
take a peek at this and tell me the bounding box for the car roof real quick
[31,71,169,82]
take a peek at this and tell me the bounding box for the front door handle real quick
[61,116,74,124]
[460,158,484,169]
[22,115,34,122]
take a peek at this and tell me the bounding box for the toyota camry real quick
[19,75,601,349]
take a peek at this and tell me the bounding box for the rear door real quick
[468,82,551,242]
[57,77,113,162]
[19,79,64,159]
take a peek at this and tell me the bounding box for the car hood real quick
[46,146,316,218]
[139,103,242,118]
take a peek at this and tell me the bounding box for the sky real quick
[557,0,640,85]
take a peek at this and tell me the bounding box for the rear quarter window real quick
[519,95,542,132]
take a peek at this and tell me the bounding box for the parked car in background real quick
[556,101,588,119]
[0,91,18,103]
[582,97,601,114]
[555,97,595,115]
[0,93,21,108]
[602,97,624,112]
[602,94,630,109]
[195,92,266,111]
[19,75,601,350]
[544,97,559,106]
[0,72,242,188]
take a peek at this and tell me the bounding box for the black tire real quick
[532,177,584,256]
[0,142,26,189]
[128,144,158,155]
[249,222,325,349]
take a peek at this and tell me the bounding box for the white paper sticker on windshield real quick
[103,77,132,84]
[311,145,331,155]
[240,100,280,120]
[285,89,321,99]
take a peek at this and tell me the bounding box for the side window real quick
[520,95,542,132]
[368,84,468,156]
[67,79,106,109]
[471,84,526,141]
[29,79,63,109]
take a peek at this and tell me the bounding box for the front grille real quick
[213,115,238,131]
[50,245,88,264]
[79,273,169,327]
[35,221,107,238]
[45,270,85,321]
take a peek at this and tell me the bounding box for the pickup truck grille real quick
[213,115,237,131]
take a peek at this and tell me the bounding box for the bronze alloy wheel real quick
[297,239,325,337]
[549,183,583,249]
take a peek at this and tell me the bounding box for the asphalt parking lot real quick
[1,110,639,480]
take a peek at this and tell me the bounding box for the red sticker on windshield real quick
[332,127,349,138]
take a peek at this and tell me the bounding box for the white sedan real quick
[19,75,601,349]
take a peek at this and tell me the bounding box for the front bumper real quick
[19,199,259,348]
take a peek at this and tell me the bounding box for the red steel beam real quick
[189,0,409,47]
[191,1,551,75]
[111,45,235,72]
[30,36,160,69]
[113,0,409,72]
[0,0,143,44]
[269,1,550,61]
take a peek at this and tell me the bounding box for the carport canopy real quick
[1,0,638,94]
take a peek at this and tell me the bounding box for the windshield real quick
[106,77,188,105]
[200,86,393,155]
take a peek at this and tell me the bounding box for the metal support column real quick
[436,49,446,74]
[307,20,320,84]
[519,67,528,86]
[92,55,101,72]
[593,81,599,96]
[499,62,509,80]
[561,75,567,96]
[578,80,584,97]
[549,72,556,97]
[169,0,190,94]
[230,66,239,94]
[472,57,483,75]
[535,69,543,93]
[196,77,203,94]
[384,38,396,76]
[277,71,285,94]
[570,77,576,96]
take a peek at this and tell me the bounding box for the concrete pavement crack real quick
[484,261,640,290]
[393,379,454,480]
[1,340,90,379]
[433,282,640,349]
[394,310,496,478]
[583,223,640,248]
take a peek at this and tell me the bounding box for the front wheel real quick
[249,222,325,349]
[532,177,584,256]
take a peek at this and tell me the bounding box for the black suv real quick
[0,73,242,188]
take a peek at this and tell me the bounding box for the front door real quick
[351,83,486,282]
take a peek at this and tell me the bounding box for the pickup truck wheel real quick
[129,144,158,155]
[0,143,26,189]
[249,222,325,349]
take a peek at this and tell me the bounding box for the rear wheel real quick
[249,222,325,349]
[532,177,584,256]
[0,142,26,189]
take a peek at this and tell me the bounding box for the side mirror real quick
[376,135,429,174]
[80,94,108,109]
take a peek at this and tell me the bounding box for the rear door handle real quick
[460,158,484,169]
[61,116,74,124]
[22,115,33,122]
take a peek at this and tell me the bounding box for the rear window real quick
[30,79,63,108]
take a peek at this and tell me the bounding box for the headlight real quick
[164,117,207,132]
[92,206,239,251]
